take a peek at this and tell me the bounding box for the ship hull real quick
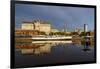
[32,36,72,41]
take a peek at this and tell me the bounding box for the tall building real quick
[84,24,88,32]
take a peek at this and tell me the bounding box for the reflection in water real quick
[15,39,95,68]
[82,38,92,52]
[15,39,94,55]
[21,43,52,55]
[16,41,72,55]
[34,44,51,55]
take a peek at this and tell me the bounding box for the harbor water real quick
[15,39,95,68]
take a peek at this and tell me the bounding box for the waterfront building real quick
[75,28,81,34]
[51,28,59,32]
[22,20,51,35]
[15,29,39,36]
[22,22,34,30]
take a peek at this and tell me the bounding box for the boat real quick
[32,40,72,44]
[32,35,72,41]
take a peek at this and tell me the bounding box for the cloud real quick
[15,4,95,31]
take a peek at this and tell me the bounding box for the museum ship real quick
[32,35,72,41]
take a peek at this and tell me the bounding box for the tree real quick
[39,31,46,35]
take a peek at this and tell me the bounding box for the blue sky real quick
[15,4,95,32]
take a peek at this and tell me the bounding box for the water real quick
[15,40,95,68]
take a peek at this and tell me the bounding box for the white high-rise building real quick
[84,24,88,32]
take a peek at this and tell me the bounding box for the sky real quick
[15,4,95,32]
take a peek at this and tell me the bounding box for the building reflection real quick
[15,41,72,55]
[72,35,94,52]
[16,43,51,55]
[72,36,94,47]
[33,43,52,55]
[15,38,94,55]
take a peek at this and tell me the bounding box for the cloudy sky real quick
[15,4,95,32]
